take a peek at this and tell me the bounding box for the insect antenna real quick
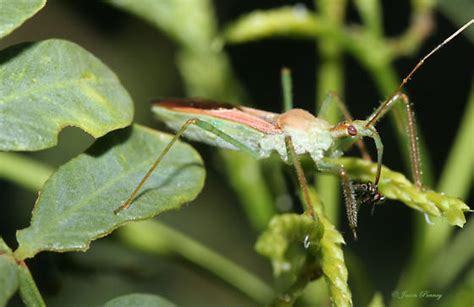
[362,19,473,188]
[366,19,473,127]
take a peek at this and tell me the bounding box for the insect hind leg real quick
[114,118,257,214]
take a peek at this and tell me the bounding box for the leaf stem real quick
[117,220,274,304]
[428,218,474,290]
[17,262,46,307]
[437,85,473,201]
[314,0,347,224]
[0,152,53,191]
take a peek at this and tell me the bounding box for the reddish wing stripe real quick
[156,99,282,134]
[156,98,237,110]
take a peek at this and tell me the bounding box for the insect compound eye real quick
[347,124,358,136]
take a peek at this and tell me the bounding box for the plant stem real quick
[17,262,46,307]
[437,85,473,202]
[0,152,53,191]
[314,0,347,224]
[429,218,474,290]
[117,220,274,304]
[426,89,474,278]
[401,83,474,294]
[424,86,474,256]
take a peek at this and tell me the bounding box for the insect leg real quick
[365,92,422,189]
[114,118,258,214]
[284,136,315,220]
[316,160,359,240]
[281,68,293,111]
[318,91,371,161]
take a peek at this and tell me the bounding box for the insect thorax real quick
[258,124,334,163]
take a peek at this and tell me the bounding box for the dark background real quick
[1,1,472,306]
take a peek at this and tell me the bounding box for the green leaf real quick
[0,39,133,151]
[304,188,352,307]
[104,293,176,307]
[0,238,19,307]
[256,214,323,276]
[14,125,205,260]
[0,0,46,39]
[255,213,324,304]
[109,0,215,49]
[0,255,19,307]
[223,6,321,43]
[328,158,470,227]
[436,267,474,307]
[256,192,352,306]
[0,237,12,253]
[319,208,352,307]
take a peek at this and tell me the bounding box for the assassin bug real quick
[115,19,473,239]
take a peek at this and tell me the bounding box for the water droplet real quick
[424,213,434,225]
[293,3,308,17]
[281,294,291,303]
[304,234,311,248]
[276,194,293,211]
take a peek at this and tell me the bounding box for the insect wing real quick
[152,99,281,155]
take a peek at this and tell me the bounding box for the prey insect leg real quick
[316,160,359,240]
[114,118,258,214]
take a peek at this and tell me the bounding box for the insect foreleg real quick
[360,19,474,188]
[114,118,258,214]
[284,136,315,220]
[319,91,371,161]
[316,160,359,240]
[365,92,422,188]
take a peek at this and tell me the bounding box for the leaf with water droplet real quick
[255,214,324,303]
